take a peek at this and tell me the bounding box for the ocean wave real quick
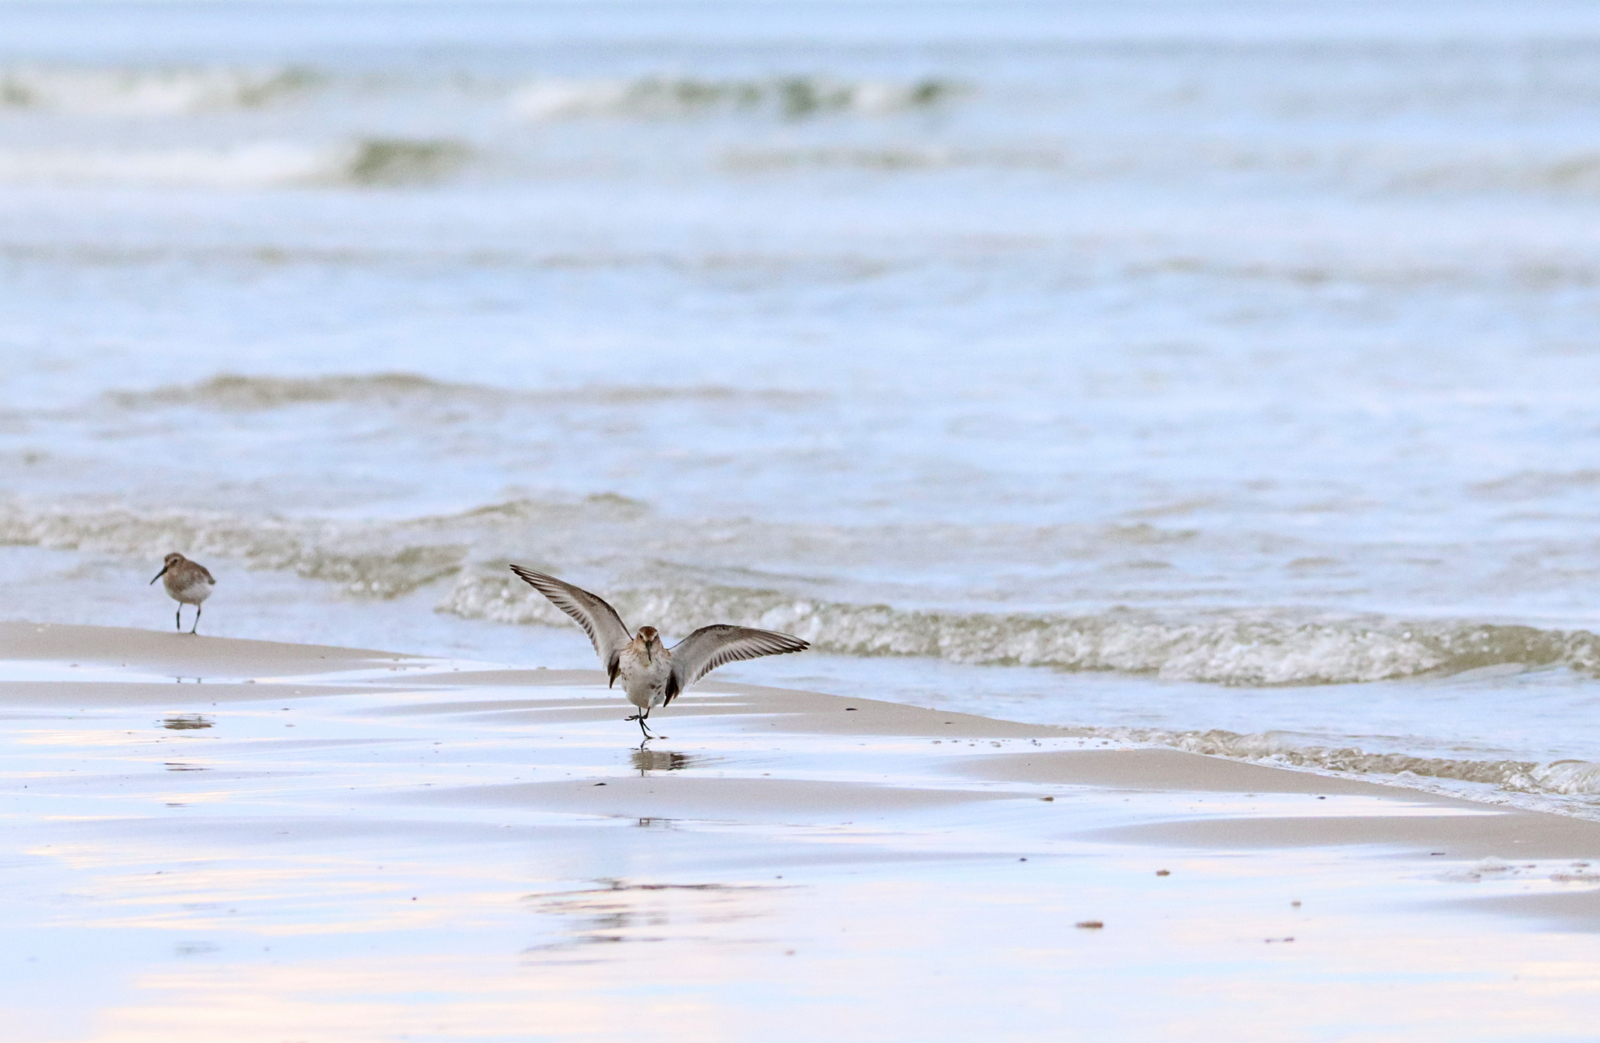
[0,504,464,599]
[1159,141,1600,200]
[1129,254,1600,291]
[711,138,1600,201]
[0,65,960,121]
[1384,150,1600,197]
[0,495,650,598]
[108,373,815,412]
[342,139,472,186]
[0,142,332,189]
[441,570,1600,685]
[110,373,486,410]
[7,494,1600,686]
[721,146,1062,172]
[1092,726,1600,808]
[0,65,317,114]
[511,75,959,121]
[707,134,1600,200]
[0,137,470,189]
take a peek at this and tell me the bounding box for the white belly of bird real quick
[618,649,674,711]
[171,579,212,605]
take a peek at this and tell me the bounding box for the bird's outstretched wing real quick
[666,625,809,704]
[509,566,632,686]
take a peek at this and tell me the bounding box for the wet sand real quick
[4,622,1600,1042]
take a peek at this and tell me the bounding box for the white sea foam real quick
[510,75,958,121]
[0,138,469,188]
[0,142,332,188]
[0,64,960,126]
[1079,725,1600,816]
[0,65,316,114]
[439,569,1600,685]
[108,373,812,411]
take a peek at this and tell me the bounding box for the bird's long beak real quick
[150,566,168,585]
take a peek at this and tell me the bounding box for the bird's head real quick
[151,552,185,584]
[636,626,662,657]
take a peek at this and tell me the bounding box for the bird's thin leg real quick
[175,606,183,632]
[637,709,654,741]
[191,603,201,635]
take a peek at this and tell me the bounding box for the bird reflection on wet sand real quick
[519,880,784,964]
[631,748,697,775]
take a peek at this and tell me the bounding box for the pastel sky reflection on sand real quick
[7,662,1600,1041]
[13,856,1600,1043]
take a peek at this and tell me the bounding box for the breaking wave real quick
[721,146,1063,172]
[0,65,960,121]
[0,137,471,189]
[108,373,813,411]
[7,494,1600,687]
[0,65,317,114]
[342,139,472,186]
[0,503,465,599]
[15,136,1600,198]
[1089,726,1600,813]
[111,373,490,411]
[441,569,1600,686]
[714,136,1600,199]
[511,75,959,121]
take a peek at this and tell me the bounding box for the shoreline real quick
[5,621,1600,1040]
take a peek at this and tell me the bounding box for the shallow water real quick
[5,0,1600,811]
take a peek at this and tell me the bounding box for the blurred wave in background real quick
[7,0,1600,811]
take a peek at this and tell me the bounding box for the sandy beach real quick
[2,621,1599,1042]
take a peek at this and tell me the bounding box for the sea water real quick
[5,0,1600,812]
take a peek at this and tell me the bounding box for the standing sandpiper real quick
[510,565,809,740]
[150,552,216,634]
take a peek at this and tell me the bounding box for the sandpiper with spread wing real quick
[510,565,809,739]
